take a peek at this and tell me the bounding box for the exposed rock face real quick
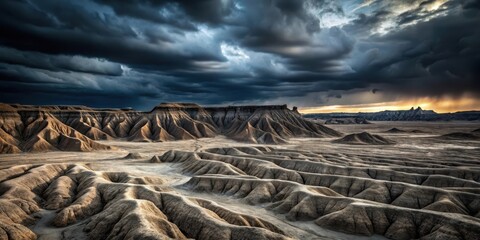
[205,105,341,144]
[152,147,480,239]
[333,132,395,145]
[0,109,112,153]
[0,163,291,240]
[324,117,371,124]
[2,146,480,239]
[0,103,341,153]
[368,106,436,120]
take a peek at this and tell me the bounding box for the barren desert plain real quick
[2,0,480,239]
[1,104,479,240]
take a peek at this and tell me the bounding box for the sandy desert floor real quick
[1,121,479,240]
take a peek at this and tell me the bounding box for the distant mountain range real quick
[304,107,480,121]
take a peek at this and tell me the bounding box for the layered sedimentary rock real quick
[0,105,112,153]
[0,163,291,240]
[0,103,340,153]
[152,147,480,239]
[2,146,480,239]
[205,105,341,144]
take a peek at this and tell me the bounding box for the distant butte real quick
[304,106,480,121]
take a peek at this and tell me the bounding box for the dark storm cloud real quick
[464,0,480,9]
[342,10,390,36]
[0,0,225,69]
[92,0,196,30]
[344,2,480,98]
[95,0,234,26]
[0,47,123,76]
[0,0,479,109]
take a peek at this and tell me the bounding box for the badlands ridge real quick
[0,103,340,153]
[1,145,480,239]
[0,103,479,240]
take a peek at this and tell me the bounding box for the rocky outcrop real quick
[333,132,395,145]
[156,147,480,239]
[0,103,341,153]
[3,146,480,239]
[306,107,480,121]
[0,109,112,153]
[0,163,291,240]
[324,117,371,124]
[304,106,480,121]
[367,106,437,120]
[307,107,438,121]
[205,105,341,144]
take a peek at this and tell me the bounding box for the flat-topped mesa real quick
[0,103,134,115]
[205,104,340,144]
[0,103,92,112]
[148,103,216,127]
[149,102,204,112]
[205,105,294,124]
[205,104,289,112]
[305,106,442,121]
[205,104,296,122]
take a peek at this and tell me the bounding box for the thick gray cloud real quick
[0,0,478,110]
[0,47,123,76]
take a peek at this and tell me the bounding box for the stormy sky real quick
[1,0,479,112]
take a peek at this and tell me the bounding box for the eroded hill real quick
[0,103,341,153]
[333,132,395,145]
[0,163,291,240]
[2,145,480,239]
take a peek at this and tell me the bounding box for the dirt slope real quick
[333,132,395,145]
[0,163,291,240]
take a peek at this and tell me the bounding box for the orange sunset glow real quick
[299,96,480,114]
